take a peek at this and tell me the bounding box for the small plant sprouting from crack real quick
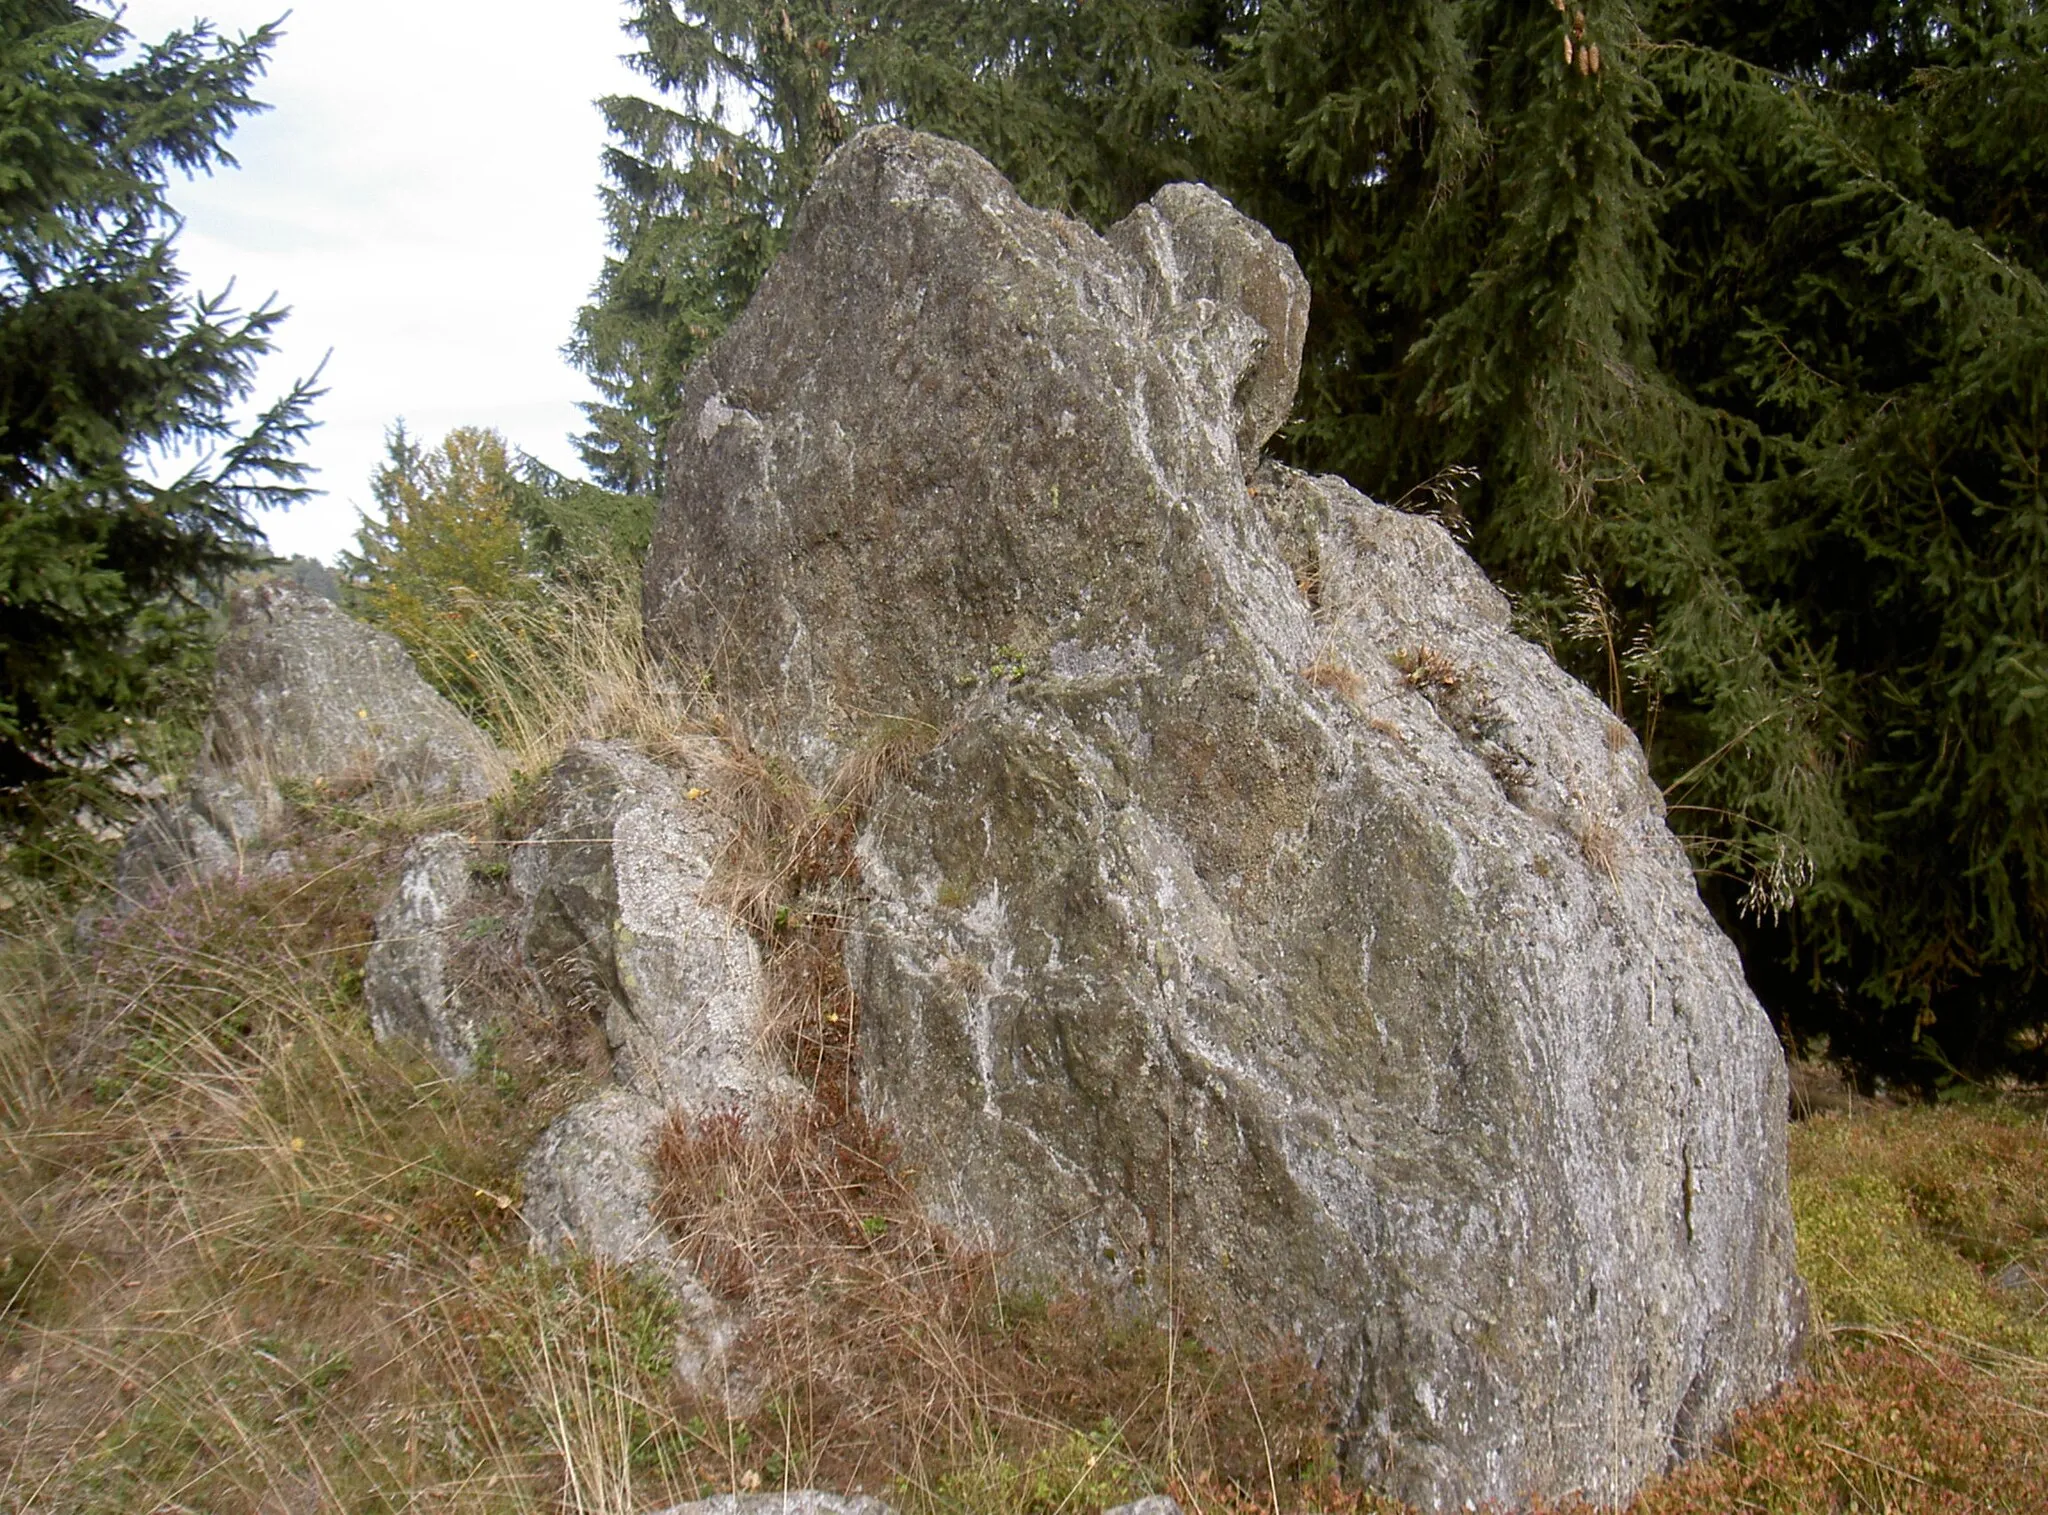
[1577,814,1624,889]
[1394,644,1464,694]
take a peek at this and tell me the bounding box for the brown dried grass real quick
[1391,644,1462,694]
[1302,656,1367,705]
[647,1100,1331,1510]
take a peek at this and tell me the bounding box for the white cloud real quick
[116,1,653,563]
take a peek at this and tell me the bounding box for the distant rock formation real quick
[200,578,497,807]
[642,126,1806,1507]
[110,579,499,909]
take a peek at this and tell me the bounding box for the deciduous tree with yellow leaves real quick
[341,424,536,722]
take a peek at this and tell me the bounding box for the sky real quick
[120,1,651,564]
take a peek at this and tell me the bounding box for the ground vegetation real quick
[4,576,2044,1509]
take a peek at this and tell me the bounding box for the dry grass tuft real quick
[421,565,709,776]
[0,834,590,1512]
[1391,644,1462,694]
[709,719,934,1106]
[648,1102,1331,1511]
[1575,814,1624,888]
[1302,656,1367,705]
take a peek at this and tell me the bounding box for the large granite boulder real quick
[110,580,500,909]
[644,127,1804,1508]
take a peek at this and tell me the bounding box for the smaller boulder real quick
[522,1087,742,1390]
[511,741,799,1380]
[364,832,485,1074]
[110,772,271,907]
[1992,1260,2047,1308]
[646,1494,892,1515]
[523,1087,677,1270]
[513,740,794,1113]
[107,579,501,912]
[202,578,499,806]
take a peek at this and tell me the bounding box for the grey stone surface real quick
[521,1086,743,1393]
[512,739,793,1114]
[202,578,499,806]
[109,772,271,908]
[523,1086,677,1269]
[645,1494,892,1515]
[1992,1260,2046,1306]
[512,740,791,1394]
[107,579,500,912]
[365,832,484,1074]
[1103,1498,1182,1515]
[643,128,1310,780]
[643,126,1805,1507]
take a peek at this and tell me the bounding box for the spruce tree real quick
[578,0,2048,1076]
[570,0,859,494]
[0,1,316,803]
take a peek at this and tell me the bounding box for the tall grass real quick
[368,564,707,777]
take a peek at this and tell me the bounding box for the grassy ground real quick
[4,580,2044,1512]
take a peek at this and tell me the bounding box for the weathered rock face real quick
[643,132,1309,776]
[520,1085,743,1391]
[111,580,500,908]
[201,579,499,807]
[523,1087,671,1266]
[364,832,485,1074]
[111,772,274,905]
[510,740,792,1114]
[509,738,793,1389]
[647,1493,893,1515]
[645,127,1804,1507]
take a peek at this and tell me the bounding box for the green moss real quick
[1791,1172,2020,1342]
[1790,1106,2048,1355]
[924,1423,1146,1515]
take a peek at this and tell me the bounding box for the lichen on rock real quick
[511,739,793,1115]
[364,831,486,1075]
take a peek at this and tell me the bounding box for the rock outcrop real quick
[511,741,791,1114]
[111,579,500,909]
[644,126,1804,1507]
[364,831,486,1074]
[112,771,275,905]
[508,740,793,1391]
[201,578,498,807]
